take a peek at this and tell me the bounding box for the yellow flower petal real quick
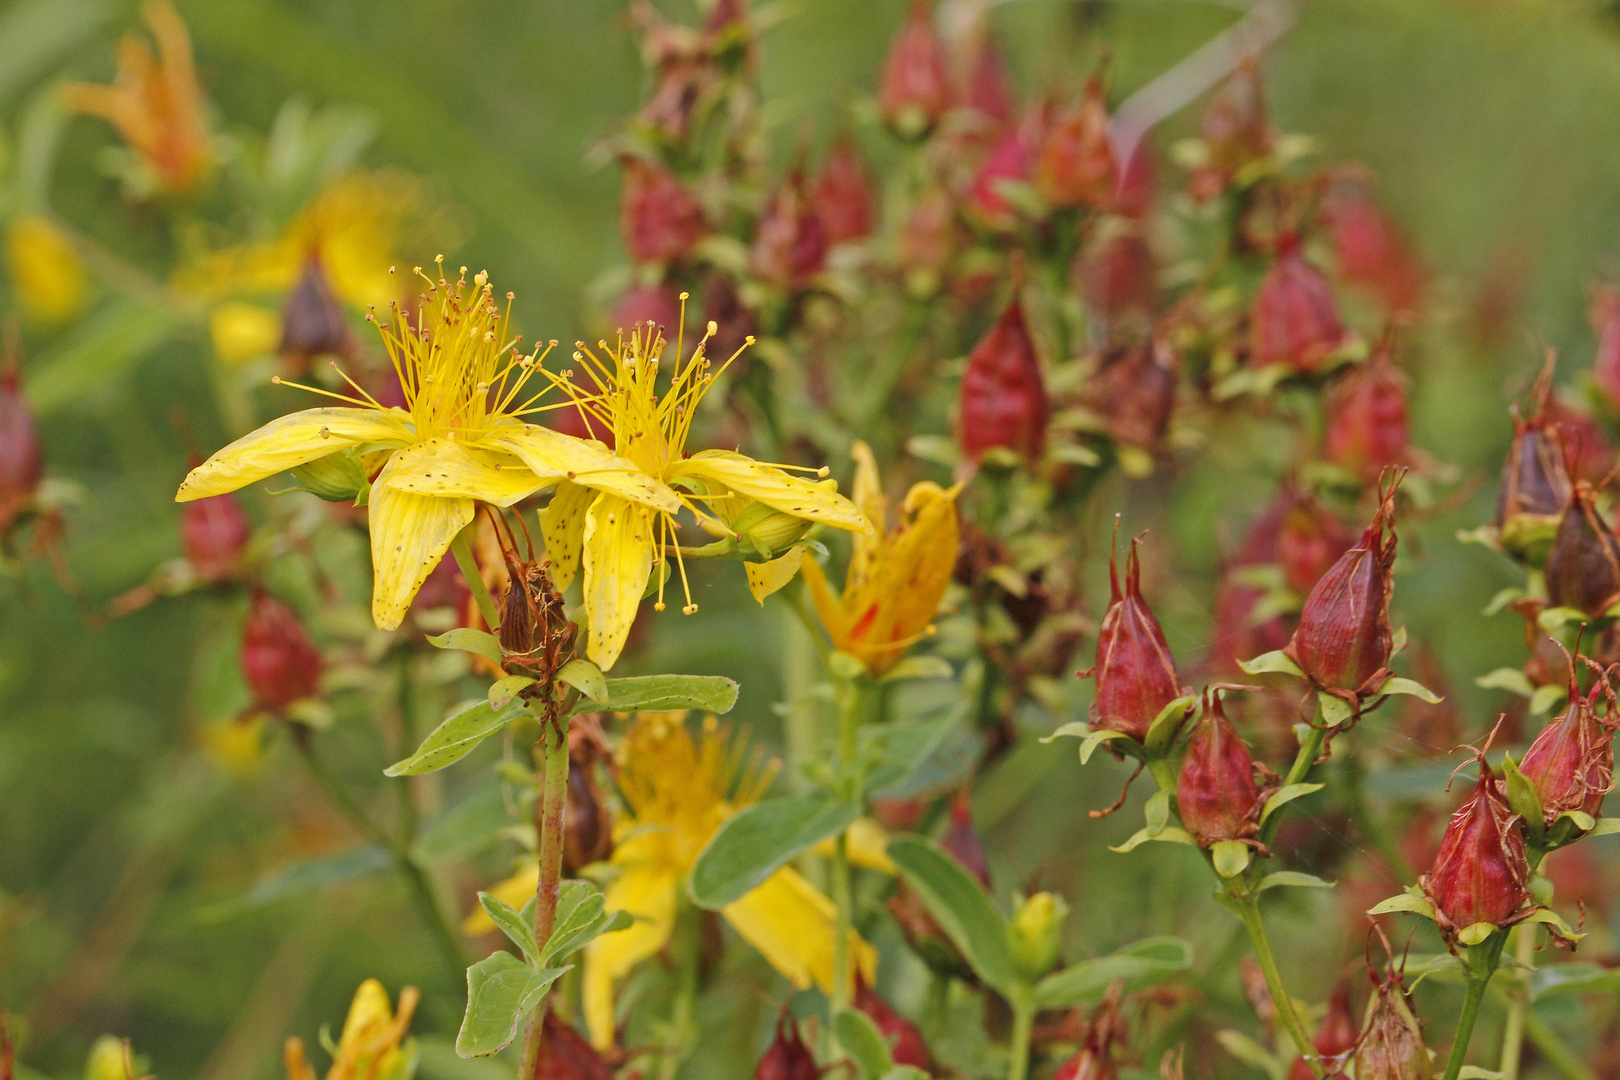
[585,864,679,1049]
[581,493,656,670]
[540,480,594,592]
[721,866,876,998]
[462,865,539,935]
[487,427,681,514]
[176,407,409,501]
[209,301,281,365]
[799,555,848,649]
[842,481,960,675]
[745,546,805,604]
[367,454,474,630]
[674,450,872,534]
[848,439,887,591]
[381,437,546,507]
[339,979,394,1045]
[812,818,897,875]
[7,215,87,324]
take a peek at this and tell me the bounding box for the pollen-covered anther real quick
[683,603,699,615]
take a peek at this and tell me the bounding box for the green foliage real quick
[689,793,860,909]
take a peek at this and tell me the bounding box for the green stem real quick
[1233,893,1321,1077]
[659,903,702,1080]
[291,733,465,983]
[1442,936,1506,1080]
[1007,994,1036,1080]
[1523,1008,1598,1080]
[395,658,420,842]
[1259,713,1330,851]
[1497,925,1534,1080]
[829,675,871,1018]
[450,528,501,630]
[831,833,854,1014]
[518,709,572,1077]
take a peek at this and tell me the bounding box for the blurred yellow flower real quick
[63,0,211,195]
[284,978,418,1080]
[177,264,680,630]
[209,302,282,365]
[800,440,960,676]
[582,712,875,1049]
[543,318,871,668]
[811,816,897,873]
[201,716,265,778]
[7,216,88,324]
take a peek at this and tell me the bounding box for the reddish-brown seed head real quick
[878,0,949,138]
[751,171,828,289]
[1249,239,1348,373]
[1420,756,1530,933]
[1177,689,1262,846]
[181,492,251,580]
[958,297,1049,461]
[1324,349,1410,484]
[812,138,874,246]
[534,1011,614,1080]
[620,159,706,265]
[240,590,321,710]
[1086,530,1180,740]
[1035,76,1116,211]
[752,1011,819,1080]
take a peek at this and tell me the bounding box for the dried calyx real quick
[1495,357,1572,563]
[1515,641,1617,839]
[1354,940,1431,1080]
[1079,524,1182,743]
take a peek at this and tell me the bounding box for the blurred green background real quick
[10,0,1620,1076]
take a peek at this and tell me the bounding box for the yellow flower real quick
[543,316,872,668]
[63,0,211,195]
[6,216,87,324]
[284,978,418,1080]
[209,301,281,365]
[582,712,875,1049]
[800,440,960,676]
[177,263,681,630]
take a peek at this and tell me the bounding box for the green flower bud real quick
[288,448,369,504]
[1008,891,1068,979]
[731,499,815,558]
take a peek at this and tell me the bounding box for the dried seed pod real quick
[958,297,1049,461]
[620,159,706,265]
[181,491,250,580]
[1177,689,1264,847]
[1082,529,1181,741]
[878,0,949,139]
[241,590,321,710]
[1249,237,1348,373]
[1035,75,1115,211]
[812,137,874,246]
[534,1010,614,1080]
[1420,753,1530,937]
[1544,479,1620,617]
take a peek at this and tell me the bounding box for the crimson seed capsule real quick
[1035,76,1115,211]
[279,253,353,370]
[1177,691,1262,846]
[181,492,250,579]
[563,751,614,874]
[1324,349,1410,485]
[967,118,1037,230]
[0,364,42,526]
[534,1011,614,1080]
[751,171,827,289]
[1496,406,1570,534]
[958,298,1049,461]
[878,0,949,139]
[1082,533,1181,741]
[753,1012,818,1080]
[1325,173,1424,315]
[241,590,321,710]
[1278,496,1352,598]
[1519,678,1616,825]
[1355,968,1432,1080]
[961,36,1015,133]
[1545,480,1620,618]
[1287,983,1358,1080]
[1284,484,1397,695]
[854,979,934,1072]
[1249,237,1348,373]
[620,159,706,265]
[1085,337,1176,451]
[812,137,874,246]
[942,791,991,886]
[1420,759,1530,935]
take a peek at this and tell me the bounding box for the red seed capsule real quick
[620,159,706,265]
[0,364,42,528]
[1284,481,1398,696]
[812,138,874,246]
[1201,59,1272,177]
[1053,984,1126,1080]
[1324,349,1409,485]
[752,1011,818,1080]
[534,1010,614,1080]
[1519,664,1616,825]
[878,0,949,139]
[1085,337,1176,451]
[751,171,828,289]
[181,492,250,579]
[958,298,1049,461]
[942,791,991,887]
[1324,173,1424,316]
[1035,76,1116,211]
[240,590,321,710]
[854,979,934,1072]
[1278,497,1353,598]
[961,35,1015,134]
[1545,479,1620,618]
[279,252,353,370]
[1082,531,1181,741]
[612,284,683,338]
[967,117,1038,230]
[1355,966,1431,1080]
[1177,690,1263,846]
[1287,982,1358,1080]
[1250,237,1348,373]
[563,728,615,874]
[1420,757,1530,935]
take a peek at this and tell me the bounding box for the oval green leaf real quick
[568,674,740,716]
[887,836,1017,994]
[385,699,525,776]
[690,794,859,910]
[1031,936,1194,1009]
[455,952,568,1057]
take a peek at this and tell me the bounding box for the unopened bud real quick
[751,172,827,289]
[1495,383,1571,562]
[1278,496,1352,597]
[1355,968,1431,1080]
[1284,482,1397,695]
[1325,173,1424,315]
[1083,531,1181,741]
[499,572,536,656]
[1519,674,1615,825]
[288,448,369,503]
[854,979,934,1072]
[1085,337,1176,452]
[534,1010,614,1080]
[1545,480,1620,617]
[752,1012,818,1080]
[1008,891,1068,978]
[620,159,706,265]
[182,492,251,579]
[241,590,321,710]
[961,36,1015,132]
[966,119,1037,230]
[1250,237,1348,373]
[878,0,949,139]
[812,138,874,246]
[958,298,1049,461]
[1035,76,1116,211]
[1324,349,1409,485]
[563,751,614,874]
[279,253,353,369]
[1177,690,1263,847]
[731,499,813,558]
[1420,757,1530,936]
[0,364,42,526]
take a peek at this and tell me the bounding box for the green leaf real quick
[1211,840,1251,878]
[1109,826,1197,853]
[1457,1068,1505,1080]
[488,675,535,710]
[1377,676,1442,704]
[1367,890,1436,920]
[1500,756,1545,846]
[1256,871,1335,892]
[1530,683,1569,716]
[427,628,506,668]
[1040,721,1092,743]
[455,952,568,1057]
[1474,667,1534,698]
[1587,817,1620,837]
[887,836,1017,994]
[1259,783,1324,825]
[27,300,179,414]
[834,1009,893,1079]
[882,1070,931,1080]
[1531,961,1620,1000]
[1144,695,1197,756]
[1482,587,1526,616]
[865,709,961,795]
[195,844,391,922]
[556,658,608,704]
[1523,907,1583,942]
[1079,728,1131,765]
[477,892,538,964]
[880,655,953,682]
[691,794,860,909]
[569,674,740,716]
[1318,694,1354,728]
[1457,922,1497,946]
[1538,606,1589,631]
[1144,790,1170,836]
[1215,1030,1284,1076]
[541,885,607,962]
[1032,937,1194,1009]
[413,785,512,864]
[385,699,525,776]
[1236,650,1304,678]
[0,0,108,109]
